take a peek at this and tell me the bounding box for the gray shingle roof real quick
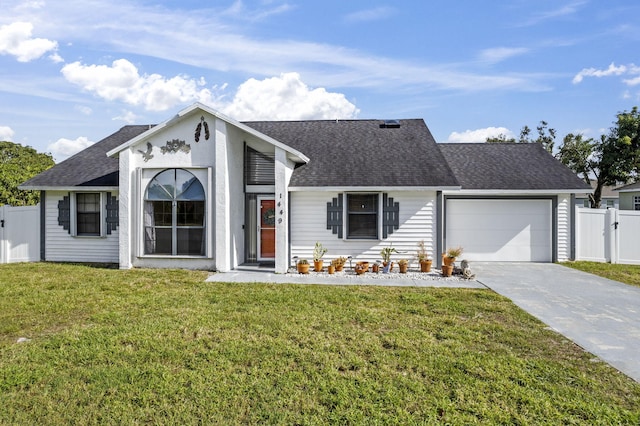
[438,143,591,190]
[20,125,151,188]
[244,119,460,187]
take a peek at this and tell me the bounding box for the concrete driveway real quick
[472,262,640,383]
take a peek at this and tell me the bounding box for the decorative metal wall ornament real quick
[137,142,154,162]
[194,116,210,142]
[160,139,191,154]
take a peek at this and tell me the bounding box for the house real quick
[574,182,620,209]
[20,103,590,272]
[616,181,640,210]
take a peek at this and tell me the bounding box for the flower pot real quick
[399,263,408,273]
[420,260,432,273]
[313,260,323,272]
[355,262,369,275]
[297,263,310,274]
[335,264,344,272]
[441,264,453,277]
[382,261,394,272]
[372,263,380,273]
[442,253,456,266]
[328,264,335,274]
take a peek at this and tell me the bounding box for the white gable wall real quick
[290,191,437,267]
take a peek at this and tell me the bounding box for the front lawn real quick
[1,263,639,424]
[563,261,640,288]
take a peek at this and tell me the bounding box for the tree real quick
[486,120,556,153]
[0,141,54,206]
[557,107,640,208]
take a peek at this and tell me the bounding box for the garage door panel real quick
[446,199,552,262]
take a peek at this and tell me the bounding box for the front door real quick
[257,196,276,261]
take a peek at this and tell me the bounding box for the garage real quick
[445,199,552,262]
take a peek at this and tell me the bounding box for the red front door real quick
[258,197,276,260]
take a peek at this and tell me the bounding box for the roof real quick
[438,143,591,191]
[615,181,640,192]
[244,119,460,188]
[20,125,151,189]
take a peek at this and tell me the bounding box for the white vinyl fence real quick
[575,207,640,265]
[0,205,40,264]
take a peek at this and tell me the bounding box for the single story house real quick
[21,103,590,272]
[575,183,620,209]
[615,182,640,210]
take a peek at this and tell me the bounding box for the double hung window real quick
[347,193,379,239]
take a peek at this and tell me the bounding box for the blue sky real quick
[1,0,639,162]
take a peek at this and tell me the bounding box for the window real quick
[634,196,640,211]
[144,169,206,256]
[606,199,615,208]
[347,193,379,239]
[76,193,101,236]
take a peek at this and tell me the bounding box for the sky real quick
[1,0,639,162]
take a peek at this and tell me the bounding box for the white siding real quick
[45,191,119,263]
[556,195,572,262]
[290,191,437,265]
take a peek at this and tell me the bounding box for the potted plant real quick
[297,259,310,274]
[380,245,397,271]
[398,259,409,273]
[416,240,432,272]
[313,241,328,272]
[331,256,347,272]
[327,263,335,274]
[443,246,463,266]
[441,263,453,277]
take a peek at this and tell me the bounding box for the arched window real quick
[144,169,205,255]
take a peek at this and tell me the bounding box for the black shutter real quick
[382,193,400,238]
[327,194,344,238]
[245,146,275,185]
[58,194,71,233]
[105,193,119,234]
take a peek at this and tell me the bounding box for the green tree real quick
[0,141,54,206]
[557,107,640,208]
[486,120,556,153]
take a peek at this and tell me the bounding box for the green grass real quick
[1,263,639,424]
[563,261,640,288]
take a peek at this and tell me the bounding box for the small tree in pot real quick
[380,245,397,271]
[416,240,432,272]
[313,242,328,272]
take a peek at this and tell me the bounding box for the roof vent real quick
[380,119,401,128]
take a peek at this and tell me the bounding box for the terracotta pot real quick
[420,260,432,273]
[399,263,408,273]
[297,263,310,274]
[441,264,453,277]
[382,261,394,271]
[313,260,323,272]
[328,264,335,274]
[372,263,380,273]
[335,264,344,272]
[442,253,456,266]
[355,261,369,275]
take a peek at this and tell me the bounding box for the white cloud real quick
[61,59,214,111]
[0,126,15,141]
[572,62,629,84]
[478,47,529,64]
[112,110,139,124]
[74,105,93,115]
[446,127,514,143]
[343,7,395,23]
[216,72,359,120]
[48,136,94,161]
[0,22,58,62]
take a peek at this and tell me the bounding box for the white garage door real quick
[446,199,552,262]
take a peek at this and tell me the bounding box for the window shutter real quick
[58,194,71,233]
[382,193,399,238]
[105,192,119,234]
[245,146,275,185]
[327,194,344,238]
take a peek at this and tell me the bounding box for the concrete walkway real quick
[473,262,640,383]
[208,263,640,382]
